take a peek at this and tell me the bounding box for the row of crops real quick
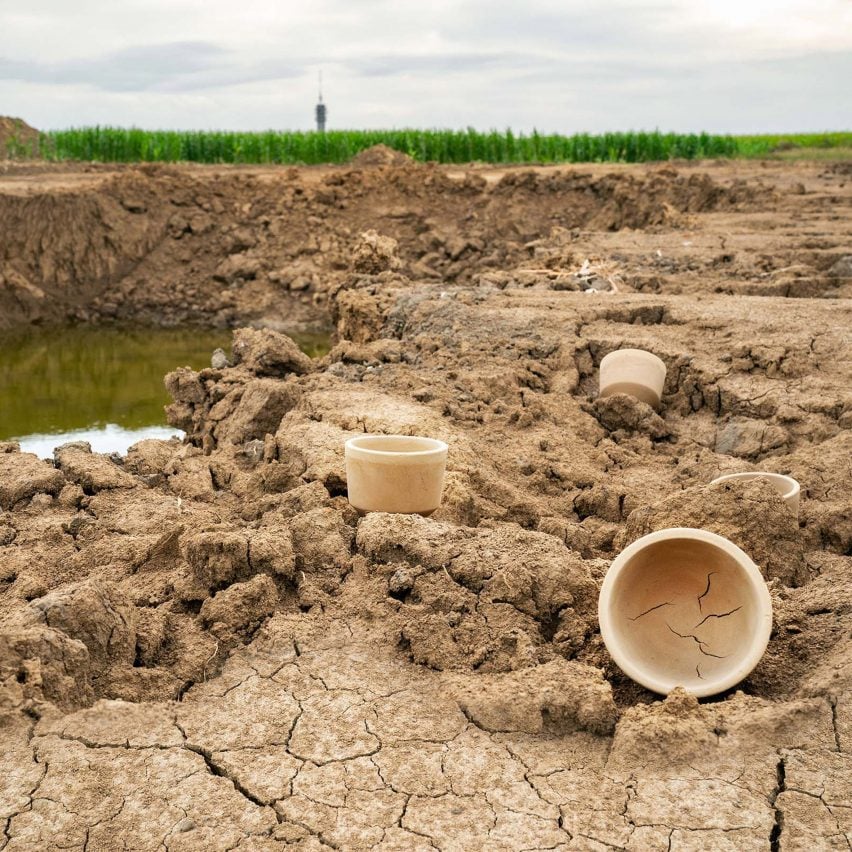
[5,127,851,164]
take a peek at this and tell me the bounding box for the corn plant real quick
[35,127,851,165]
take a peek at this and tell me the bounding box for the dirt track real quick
[1,155,851,850]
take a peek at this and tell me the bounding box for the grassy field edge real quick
[4,127,851,164]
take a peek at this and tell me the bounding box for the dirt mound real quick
[0,116,39,158]
[2,285,848,699]
[2,158,829,333]
[349,143,414,167]
[492,167,772,230]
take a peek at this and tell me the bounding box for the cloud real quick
[0,41,302,93]
[0,0,848,131]
[349,52,536,78]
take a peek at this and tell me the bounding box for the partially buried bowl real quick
[599,348,667,409]
[598,528,772,698]
[345,434,448,515]
[710,471,800,516]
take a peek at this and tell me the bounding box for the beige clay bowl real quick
[710,471,800,516]
[345,434,448,515]
[599,528,772,698]
[599,348,667,409]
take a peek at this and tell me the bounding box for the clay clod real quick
[0,451,65,508]
[352,229,403,274]
[230,328,314,377]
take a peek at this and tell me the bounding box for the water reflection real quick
[0,325,329,456]
[17,424,183,458]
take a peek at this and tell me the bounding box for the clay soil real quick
[0,154,851,850]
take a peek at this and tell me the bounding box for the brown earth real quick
[0,118,39,159]
[0,156,851,850]
[3,155,850,333]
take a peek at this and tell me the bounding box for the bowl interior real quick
[606,537,765,694]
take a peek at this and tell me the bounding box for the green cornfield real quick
[6,127,852,165]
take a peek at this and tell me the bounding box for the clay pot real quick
[710,472,800,516]
[598,528,772,698]
[598,348,667,408]
[345,435,448,515]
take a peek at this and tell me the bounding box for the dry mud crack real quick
[1,159,851,850]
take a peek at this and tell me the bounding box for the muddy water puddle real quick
[0,325,329,456]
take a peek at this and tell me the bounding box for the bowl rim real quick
[710,471,800,501]
[345,434,448,460]
[598,526,773,698]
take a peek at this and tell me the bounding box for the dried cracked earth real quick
[0,153,851,850]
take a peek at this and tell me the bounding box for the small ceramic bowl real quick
[345,434,448,515]
[598,348,667,409]
[598,527,772,698]
[710,472,800,516]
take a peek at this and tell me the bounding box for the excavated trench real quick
[0,156,850,850]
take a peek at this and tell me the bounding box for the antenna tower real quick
[315,71,327,133]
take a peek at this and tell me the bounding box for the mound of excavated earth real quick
[0,158,851,850]
[2,158,850,333]
[0,117,39,158]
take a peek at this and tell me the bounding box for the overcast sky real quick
[1,0,849,133]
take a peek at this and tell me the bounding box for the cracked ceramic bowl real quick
[345,434,448,515]
[599,528,772,698]
[598,348,667,409]
[710,471,800,517]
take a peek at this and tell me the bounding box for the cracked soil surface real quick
[0,155,851,850]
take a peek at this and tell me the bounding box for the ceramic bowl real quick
[599,348,667,409]
[345,434,448,515]
[598,527,772,697]
[710,471,800,516]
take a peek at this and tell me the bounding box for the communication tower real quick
[315,71,327,133]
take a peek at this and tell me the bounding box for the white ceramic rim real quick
[598,526,773,698]
[710,472,800,502]
[600,348,667,376]
[345,434,448,465]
